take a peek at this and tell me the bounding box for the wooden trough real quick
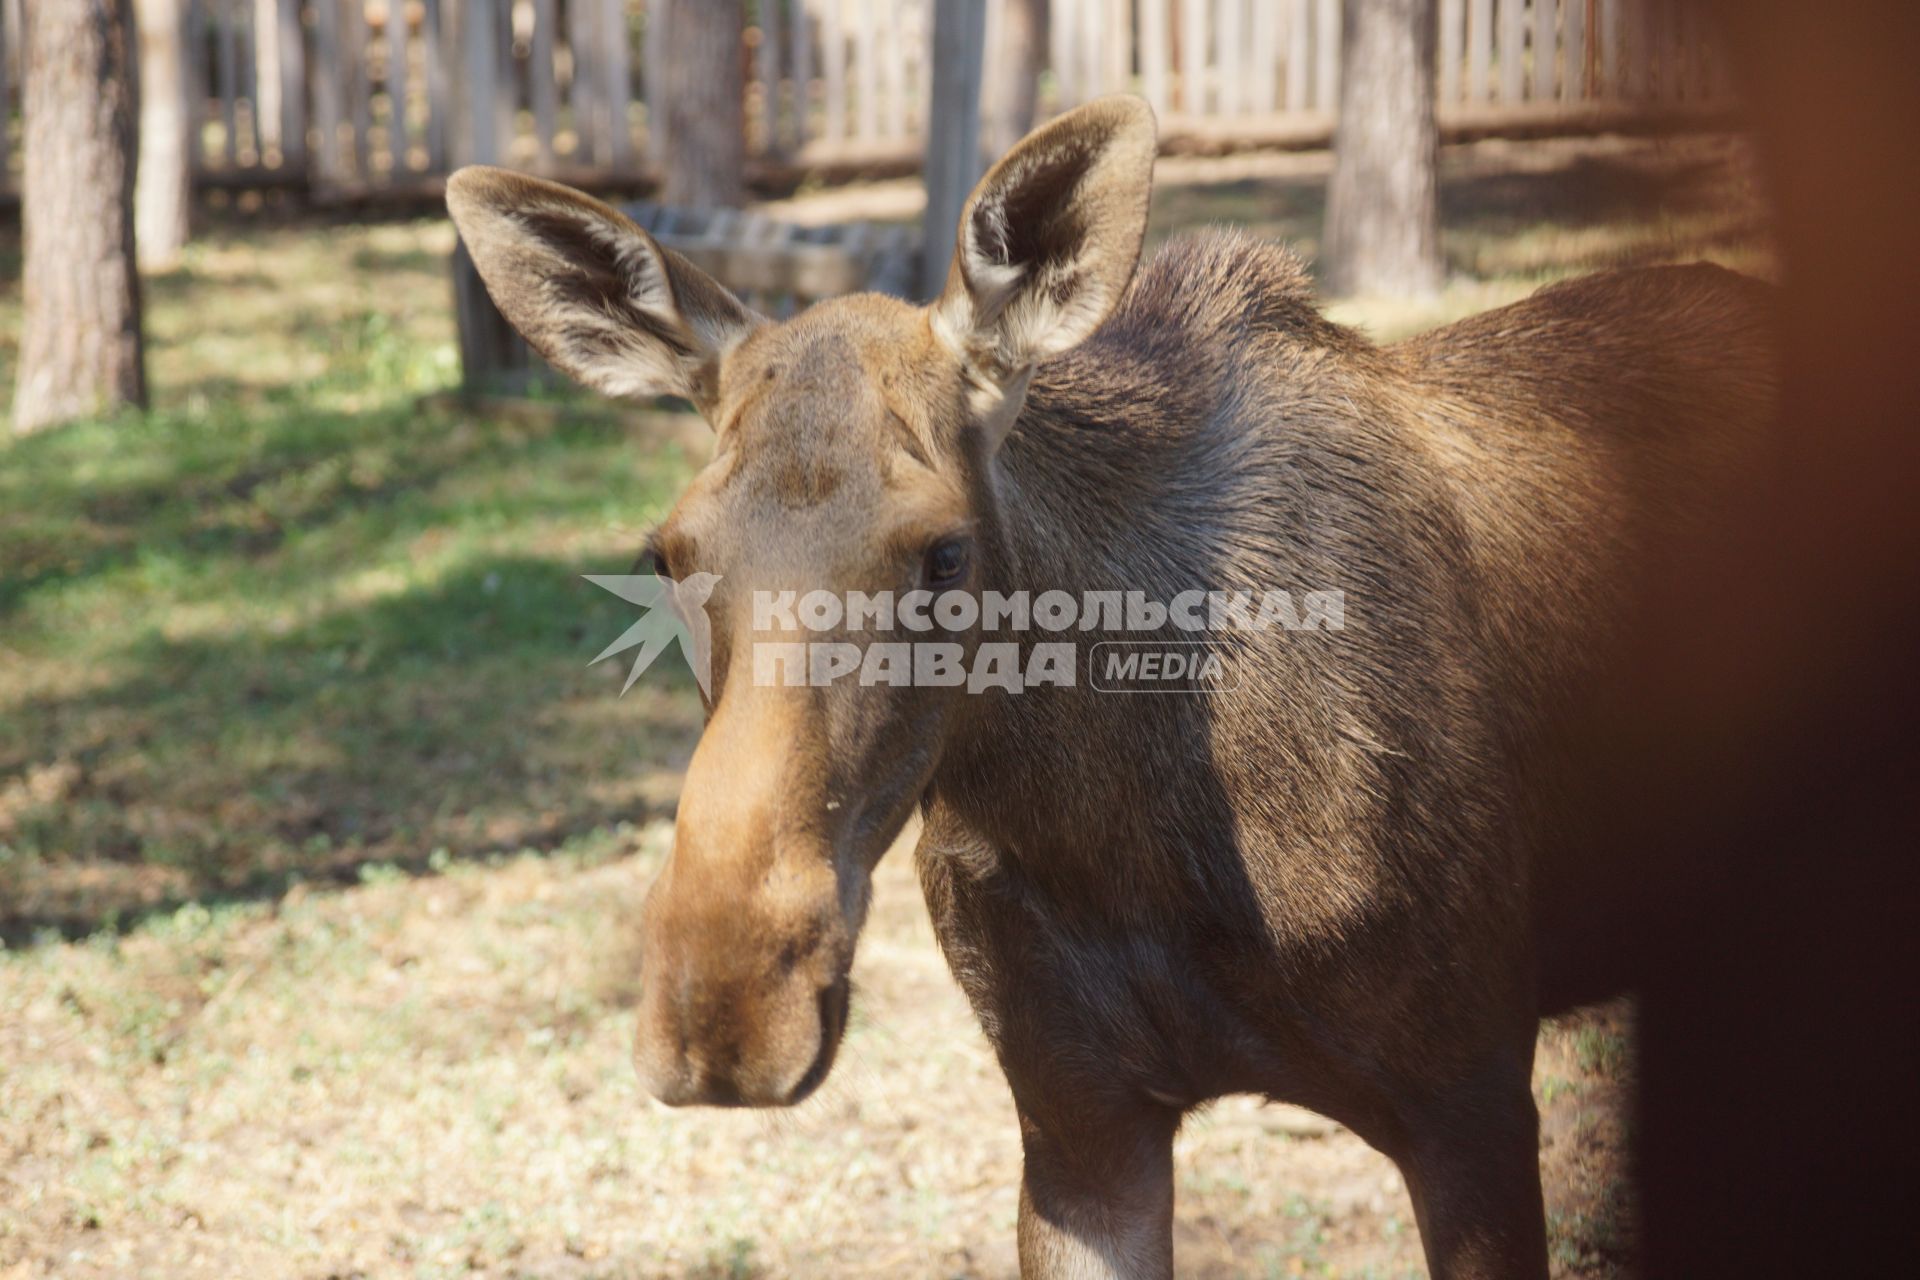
[453,203,921,396]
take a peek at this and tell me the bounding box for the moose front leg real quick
[1013,1094,1180,1280]
[1392,1057,1549,1280]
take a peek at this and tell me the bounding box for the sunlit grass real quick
[0,219,705,931]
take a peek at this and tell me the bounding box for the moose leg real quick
[1393,1060,1548,1280]
[1014,1096,1180,1280]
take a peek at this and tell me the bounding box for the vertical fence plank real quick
[605,0,631,166]
[1313,0,1336,111]
[493,0,513,164]
[879,0,904,137]
[347,0,372,174]
[574,0,602,165]
[1250,0,1277,114]
[1051,0,1076,107]
[464,0,498,162]
[1081,0,1101,102]
[1105,0,1127,96]
[822,0,844,142]
[923,0,985,298]
[276,0,307,168]
[255,0,281,160]
[187,0,208,172]
[218,0,240,164]
[789,0,812,149]
[423,0,449,168]
[1180,0,1207,114]
[1285,0,1308,111]
[312,0,342,177]
[1217,0,1242,117]
[1531,0,1555,101]
[387,0,411,169]
[1497,0,1523,102]
[238,0,258,161]
[1439,0,1462,104]
[1140,0,1169,115]
[758,0,781,153]
[529,0,556,164]
[642,0,665,160]
[855,0,876,141]
[1560,0,1585,100]
[1467,0,1491,103]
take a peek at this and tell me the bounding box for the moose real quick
[447,97,1775,1279]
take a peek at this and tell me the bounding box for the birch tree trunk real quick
[12,0,149,435]
[1323,0,1443,298]
[660,0,746,208]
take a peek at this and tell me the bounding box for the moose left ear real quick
[446,166,761,414]
[932,95,1157,392]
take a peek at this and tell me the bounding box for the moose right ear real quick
[932,96,1157,392]
[446,167,761,412]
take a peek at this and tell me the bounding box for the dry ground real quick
[2,819,1636,1279]
[2,135,1766,1277]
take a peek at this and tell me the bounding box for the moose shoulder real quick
[447,96,1776,1280]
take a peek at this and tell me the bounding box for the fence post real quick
[1139,0,1169,116]
[462,0,498,163]
[604,0,632,168]
[921,0,985,299]
[1313,0,1338,112]
[787,0,811,151]
[1562,0,1587,101]
[1531,0,1557,102]
[274,0,306,169]
[1498,0,1524,102]
[530,0,556,166]
[387,0,411,170]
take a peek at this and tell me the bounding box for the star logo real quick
[583,571,721,697]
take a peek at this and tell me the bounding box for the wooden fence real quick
[0,0,1736,199]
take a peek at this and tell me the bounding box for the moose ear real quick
[446,167,761,411]
[932,95,1156,387]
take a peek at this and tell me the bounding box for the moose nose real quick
[633,972,850,1108]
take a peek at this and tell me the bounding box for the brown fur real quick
[446,97,1777,1280]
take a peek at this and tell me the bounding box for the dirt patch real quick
[1,823,1632,1279]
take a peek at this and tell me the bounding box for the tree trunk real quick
[12,0,148,435]
[660,0,745,208]
[1323,0,1443,298]
[135,0,192,271]
[982,0,1048,158]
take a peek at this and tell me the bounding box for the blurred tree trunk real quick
[660,0,745,208]
[1323,0,1442,298]
[982,0,1048,158]
[135,0,192,270]
[12,0,148,435]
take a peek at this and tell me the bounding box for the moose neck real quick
[932,363,1253,864]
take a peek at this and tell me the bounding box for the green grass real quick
[0,136,1774,944]
[1,219,706,936]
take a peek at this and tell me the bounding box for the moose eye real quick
[635,538,673,581]
[924,538,972,587]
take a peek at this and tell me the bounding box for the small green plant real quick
[1574,1025,1630,1076]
